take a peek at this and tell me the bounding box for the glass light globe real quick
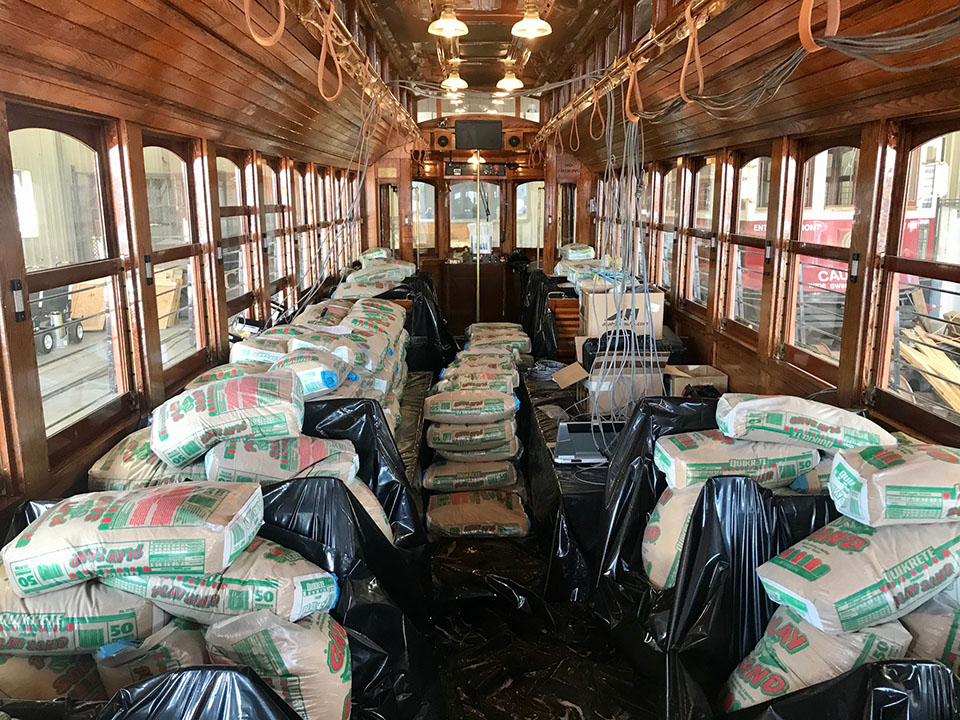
[496,70,524,92]
[511,4,551,39]
[428,9,468,38]
[441,69,468,91]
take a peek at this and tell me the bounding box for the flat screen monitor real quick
[455,120,503,150]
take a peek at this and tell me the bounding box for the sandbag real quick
[342,477,394,542]
[789,456,835,495]
[441,366,520,387]
[426,491,529,537]
[465,334,531,354]
[465,323,523,338]
[0,565,167,655]
[204,436,358,485]
[654,429,819,489]
[334,280,398,299]
[720,605,911,711]
[287,332,370,370]
[2,483,263,596]
[206,610,351,720]
[456,347,519,362]
[88,428,195,492]
[757,515,960,632]
[259,325,323,341]
[831,444,960,526]
[185,362,269,390]
[229,337,290,364]
[558,243,595,261]
[900,577,960,673]
[354,298,404,317]
[102,537,337,625]
[424,391,519,425]
[422,461,516,492]
[270,351,352,401]
[433,376,515,394]
[349,259,415,284]
[716,394,897,450]
[151,372,304,467]
[0,653,105,701]
[360,247,393,261]
[434,437,520,462]
[94,618,207,697]
[426,420,517,452]
[641,485,702,590]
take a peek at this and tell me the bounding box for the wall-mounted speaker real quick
[507,134,522,149]
[432,130,452,150]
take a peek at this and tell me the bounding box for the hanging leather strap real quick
[679,5,704,103]
[799,0,841,53]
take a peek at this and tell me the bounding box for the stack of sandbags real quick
[423,328,528,538]
[642,395,897,591]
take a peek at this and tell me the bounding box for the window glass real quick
[11,128,107,271]
[417,98,437,123]
[217,157,245,239]
[31,279,119,436]
[737,157,771,238]
[633,0,651,39]
[662,167,678,226]
[800,146,859,246]
[793,254,847,364]
[223,246,246,301]
[143,147,192,250]
[690,237,711,306]
[155,258,198,368]
[731,245,764,329]
[516,181,544,249]
[450,180,501,251]
[412,181,436,252]
[899,131,960,261]
[661,231,676,288]
[520,97,540,123]
[694,161,715,230]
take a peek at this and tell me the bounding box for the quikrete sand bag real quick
[789,457,835,495]
[424,391,519,425]
[229,337,290,364]
[717,394,897,450]
[427,420,517,451]
[442,366,520,387]
[270,351,351,401]
[654,429,819,489]
[185,362,269,390]
[88,428,194,492]
[719,606,910,712]
[206,610,351,720]
[422,461,516,492]
[757,515,960,633]
[830,444,960,526]
[205,436,358,485]
[642,486,703,590]
[151,372,304,467]
[435,437,521,463]
[465,322,522,338]
[290,329,389,372]
[94,618,207,697]
[434,376,515,394]
[0,565,167,654]
[102,537,337,625]
[427,491,529,537]
[466,334,531,354]
[0,653,106,700]
[342,476,393,542]
[3,482,263,597]
[900,578,960,673]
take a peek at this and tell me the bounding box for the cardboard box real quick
[584,353,666,416]
[664,364,729,395]
[552,362,588,389]
[579,289,665,339]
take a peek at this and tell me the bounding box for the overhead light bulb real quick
[445,91,462,99]
[428,5,468,38]
[468,152,485,166]
[494,91,509,98]
[511,0,552,39]
[492,99,504,105]
[451,97,463,105]
[496,69,524,92]
[441,69,468,91]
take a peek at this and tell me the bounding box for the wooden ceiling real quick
[548,0,960,171]
[0,0,415,166]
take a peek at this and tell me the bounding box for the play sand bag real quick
[95,618,207,696]
[229,337,291,365]
[466,323,522,339]
[205,436,358,485]
[435,437,521,463]
[422,461,516,492]
[151,372,304,467]
[355,297,404,316]
[349,259,414,283]
[333,280,397,299]
[654,429,819,489]
[206,610,351,720]
[716,394,897,450]
[900,578,960,673]
[465,334,531,354]
[757,515,960,633]
[102,537,338,625]
[88,428,196,492]
[558,243,595,261]
[287,332,370,370]
[0,565,167,654]
[427,491,528,537]
[789,457,835,495]
[427,420,516,452]
[642,486,703,590]
[343,310,404,342]
[434,375,515,395]
[720,606,911,712]
[424,391,519,425]
[830,444,960,526]
[270,351,350,401]
[185,362,269,390]
[442,366,520,388]
[3,482,263,597]
[0,653,106,700]
[360,247,393,261]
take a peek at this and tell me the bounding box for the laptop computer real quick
[553,421,624,465]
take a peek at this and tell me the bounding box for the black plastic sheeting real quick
[376,272,457,371]
[517,270,559,359]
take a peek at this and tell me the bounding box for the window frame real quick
[217,147,259,322]
[682,156,717,313]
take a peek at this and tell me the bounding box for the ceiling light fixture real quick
[492,99,504,105]
[496,69,524,92]
[452,97,463,105]
[468,151,485,166]
[511,0,552,39]
[441,68,468,91]
[494,91,509,98]
[428,2,468,38]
